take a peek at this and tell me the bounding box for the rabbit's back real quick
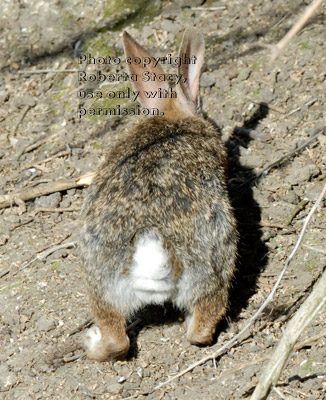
[81,116,236,313]
[83,116,229,238]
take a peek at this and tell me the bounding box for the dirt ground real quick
[1,1,326,399]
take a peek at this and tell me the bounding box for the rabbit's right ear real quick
[177,28,205,108]
[123,32,170,110]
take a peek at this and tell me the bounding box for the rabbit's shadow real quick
[127,104,269,359]
[225,104,269,322]
[127,303,183,359]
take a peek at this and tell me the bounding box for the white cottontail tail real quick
[80,27,238,361]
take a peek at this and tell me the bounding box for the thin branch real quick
[271,385,288,400]
[0,269,10,279]
[0,172,95,209]
[0,181,79,209]
[68,318,93,337]
[191,6,226,10]
[9,217,34,231]
[294,329,326,350]
[35,241,76,261]
[12,105,32,136]
[21,241,76,269]
[256,129,323,178]
[213,329,326,382]
[302,243,326,255]
[271,0,324,61]
[251,267,326,400]
[251,182,326,400]
[239,129,323,188]
[21,150,71,171]
[153,181,326,392]
[126,318,142,332]
[35,233,71,254]
[35,207,81,213]
[18,69,78,74]
[67,374,95,398]
[259,221,291,229]
[284,199,309,226]
[16,132,61,160]
[63,352,86,363]
[287,98,318,116]
[247,98,286,114]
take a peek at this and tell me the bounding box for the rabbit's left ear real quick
[177,27,205,106]
[123,31,170,110]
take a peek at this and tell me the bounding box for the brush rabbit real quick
[80,27,238,361]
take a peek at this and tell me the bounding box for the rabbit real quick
[80,27,238,361]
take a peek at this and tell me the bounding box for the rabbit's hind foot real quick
[186,294,227,346]
[84,324,130,361]
[84,305,129,361]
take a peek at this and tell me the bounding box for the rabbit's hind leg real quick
[84,297,130,361]
[185,293,227,346]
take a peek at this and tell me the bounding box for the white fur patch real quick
[102,231,176,316]
[84,325,102,352]
[130,232,173,302]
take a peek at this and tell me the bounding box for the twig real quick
[75,172,96,186]
[0,172,95,209]
[251,182,326,400]
[0,269,10,279]
[28,164,51,173]
[18,69,78,74]
[294,329,326,350]
[210,330,326,382]
[191,6,226,10]
[16,132,61,160]
[36,241,76,261]
[21,150,71,171]
[287,99,318,117]
[251,267,326,400]
[68,318,93,337]
[270,13,291,30]
[154,181,326,392]
[305,98,318,107]
[35,207,81,213]
[271,385,288,399]
[302,244,326,255]
[217,354,271,380]
[9,217,34,231]
[67,374,95,398]
[152,29,161,47]
[247,98,286,114]
[21,241,76,269]
[121,393,141,400]
[240,129,323,188]
[287,107,301,117]
[12,105,31,136]
[126,318,142,332]
[0,181,78,209]
[284,199,309,225]
[35,233,71,254]
[271,0,324,61]
[257,129,323,178]
[18,233,71,270]
[63,352,86,363]
[259,221,290,229]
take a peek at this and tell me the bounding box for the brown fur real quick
[85,292,129,361]
[80,28,238,361]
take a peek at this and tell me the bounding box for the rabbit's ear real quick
[123,32,170,110]
[178,27,205,106]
